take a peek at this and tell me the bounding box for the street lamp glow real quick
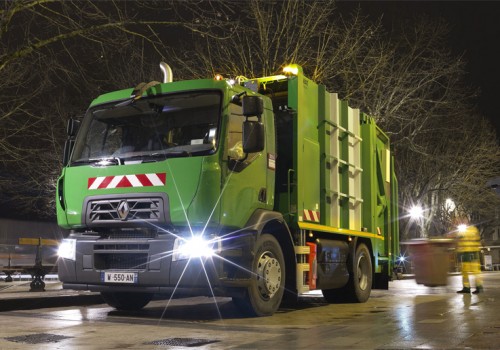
[445,198,456,213]
[409,205,424,219]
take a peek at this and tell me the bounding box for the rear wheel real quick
[101,292,153,311]
[323,243,372,303]
[233,234,285,317]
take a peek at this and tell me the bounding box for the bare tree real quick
[364,18,500,238]
[167,0,500,238]
[0,0,230,217]
[168,1,384,81]
[2,0,498,237]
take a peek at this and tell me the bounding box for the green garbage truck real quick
[57,63,399,316]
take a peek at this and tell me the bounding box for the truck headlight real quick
[172,235,221,261]
[58,238,76,261]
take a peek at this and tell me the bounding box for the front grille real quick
[92,228,159,239]
[104,231,157,239]
[84,195,168,225]
[94,253,148,270]
[93,243,150,270]
[94,244,149,251]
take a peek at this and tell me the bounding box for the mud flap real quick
[372,261,389,290]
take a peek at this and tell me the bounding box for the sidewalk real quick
[0,275,103,311]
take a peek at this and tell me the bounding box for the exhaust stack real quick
[160,62,173,83]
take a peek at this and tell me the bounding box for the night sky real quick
[339,1,500,137]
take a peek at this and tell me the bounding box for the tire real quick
[232,234,285,317]
[322,243,372,303]
[101,292,153,311]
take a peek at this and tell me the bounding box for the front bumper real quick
[58,234,254,296]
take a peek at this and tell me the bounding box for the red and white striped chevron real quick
[303,209,320,223]
[88,173,166,190]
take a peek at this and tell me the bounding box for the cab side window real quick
[226,103,260,166]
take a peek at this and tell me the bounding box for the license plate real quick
[101,272,138,284]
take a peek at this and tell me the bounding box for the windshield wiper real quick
[164,150,192,157]
[70,157,121,167]
[122,151,192,163]
[71,151,194,167]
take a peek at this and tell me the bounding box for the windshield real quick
[70,91,221,165]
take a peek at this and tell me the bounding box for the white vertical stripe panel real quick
[89,177,105,190]
[108,175,124,189]
[126,175,143,187]
[146,173,164,186]
[330,93,340,228]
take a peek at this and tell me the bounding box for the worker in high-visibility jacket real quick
[456,225,483,294]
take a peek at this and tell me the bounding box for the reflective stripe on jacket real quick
[456,226,481,253]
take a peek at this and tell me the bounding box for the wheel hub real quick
[257,253,281,298]
[357,255,369,291]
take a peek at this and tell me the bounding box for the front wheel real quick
[323,243,372,303]
[101,292,153,311]
[232,234,285,317]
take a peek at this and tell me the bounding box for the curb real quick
[0,293,104,312]
[0,279,104,312]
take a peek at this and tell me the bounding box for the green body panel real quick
[286,75,321,223]
[219,152,268,228]
[58,157,207,228]
[390,156,400,268]
[219,97,276,229]
[188,157,222,227]
[360,115,399,270]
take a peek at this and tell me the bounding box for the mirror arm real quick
[231,91,247,103]
[240,153,249,162]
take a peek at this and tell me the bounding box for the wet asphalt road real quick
[0,272,499,349]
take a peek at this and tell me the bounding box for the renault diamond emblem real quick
[117,200,130,220]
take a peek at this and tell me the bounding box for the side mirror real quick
[242,96,263,117]
[66,118,81,137]
[243,120,264,153]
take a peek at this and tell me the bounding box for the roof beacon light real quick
[283,64,301,76]
[214,74,224,81]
